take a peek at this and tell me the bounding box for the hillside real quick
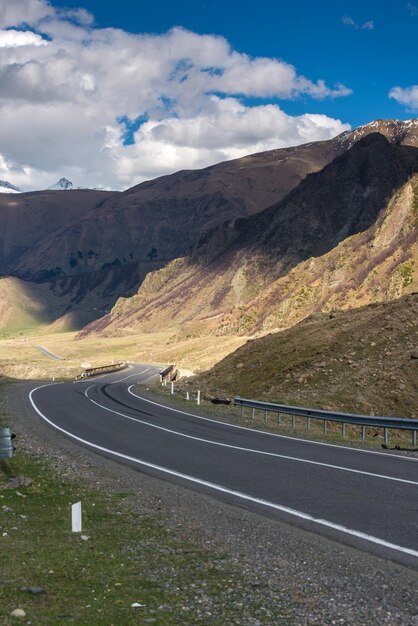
[178,293,418,419]
[2,118,417,331]
[89,133,418,337]
[0,277,69,335]
[0,139,332,329]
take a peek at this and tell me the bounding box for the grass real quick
[151,381,417,453]
[0,384,290,626]
[0,330,249,381]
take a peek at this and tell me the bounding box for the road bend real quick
[28,364,418,568]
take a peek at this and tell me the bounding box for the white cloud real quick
[0,0,54,28]
[389,85,418,110]
[0,29,48,48]
[342,16,374,30]
[407,2,418,17]
[0,1,352,191]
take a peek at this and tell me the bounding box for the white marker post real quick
[171,382,174,395]
[186,391,189,401]
[71,501,82,533]
[197,390,201,406]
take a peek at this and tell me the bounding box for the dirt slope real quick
[182,293,418,419]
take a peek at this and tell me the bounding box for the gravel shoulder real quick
[5,379,418,626]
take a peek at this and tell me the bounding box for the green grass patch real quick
[0,387,290,625]
[0,451,290,625]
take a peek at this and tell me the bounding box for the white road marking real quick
[74,365,153,385]
[109,368,151,384]
[83,386,418,486]
[128,387,418,462]
[27,383,418,561]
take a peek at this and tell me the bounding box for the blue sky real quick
[50,0,417,127]
[0,0,416,190]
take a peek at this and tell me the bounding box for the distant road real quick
[28,364,418,568]
[35,346,62,360]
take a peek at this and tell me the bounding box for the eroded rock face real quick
[1,119,418,331]
[90,134,418,339]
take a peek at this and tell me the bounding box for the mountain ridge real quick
[1,118,417,332]
[87,133,418,338]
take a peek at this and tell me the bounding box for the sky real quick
[0,0,416,191]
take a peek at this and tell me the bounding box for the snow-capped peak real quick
[48,177,74,190]
[47,177,104,191]
[0,179,21,194]
[336,118,418,151]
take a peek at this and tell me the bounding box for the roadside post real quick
[0,427,16,459]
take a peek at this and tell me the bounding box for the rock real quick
[235,363,244,369]
[10,608,26,618]
[17,476,32,487]
[28,587,45,595]
[410,351,418,359]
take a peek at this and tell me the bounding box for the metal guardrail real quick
[159,364,178,382]
[80,362,127,378]
[233,397,418,447]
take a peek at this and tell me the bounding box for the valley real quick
[1,119,418,421]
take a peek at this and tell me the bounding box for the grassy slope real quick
[0,277,72,336]
[0,330,249,380]
[182,294,418,419]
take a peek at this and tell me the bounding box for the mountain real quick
[0,180,21,194]
[1,118,418,332]
[0,128,344,327]
[179,293,418,419]
[47,177,104,191]
[88,133,418,338]
[338,118,418,150]
[48,177,75,191]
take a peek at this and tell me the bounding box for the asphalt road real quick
[35,346,62,360]
[28,364,418,568]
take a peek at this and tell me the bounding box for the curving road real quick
[28,364,418,568]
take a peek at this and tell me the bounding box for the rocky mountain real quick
[0,180,21,194]
[1,118,417,332]
[47,177,104,191]
[89,133,418,338]
[0,128,343,328]
[48,177,75,191]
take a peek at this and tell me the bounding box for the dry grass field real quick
[0,330,249,380]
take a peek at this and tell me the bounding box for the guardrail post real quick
[413,430,417,448]
[342,422,346,437]
[361,425,366,440]
[384,428,388,445]
[292,415,296,430]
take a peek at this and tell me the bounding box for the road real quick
[35,346,62,360]
[28,364,418,568]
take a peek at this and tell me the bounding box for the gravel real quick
[5,379,418,626]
